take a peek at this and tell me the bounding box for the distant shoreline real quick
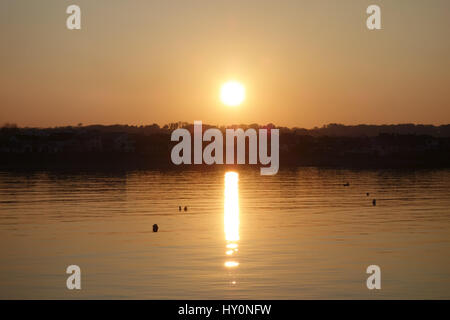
[2,123,450,171]
[1,152,449,172]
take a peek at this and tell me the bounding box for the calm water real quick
[0,168,449,299]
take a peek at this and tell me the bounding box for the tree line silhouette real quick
[1,122,449,169]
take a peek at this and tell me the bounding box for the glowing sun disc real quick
[220,81,245,106]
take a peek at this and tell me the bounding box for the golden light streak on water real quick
[224,171,240,269]
[224,261,239,268]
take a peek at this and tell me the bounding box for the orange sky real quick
[1,0,449,128]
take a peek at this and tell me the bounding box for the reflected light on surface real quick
[224,171,240,269]
[224,261,239,268]
[224,172,240,241]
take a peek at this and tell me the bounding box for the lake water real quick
[0,168,449,299]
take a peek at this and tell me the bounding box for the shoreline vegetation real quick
[1,122,450,170]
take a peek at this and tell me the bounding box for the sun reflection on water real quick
[224,171,240,269]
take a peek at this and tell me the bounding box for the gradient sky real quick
[1,0,449,128]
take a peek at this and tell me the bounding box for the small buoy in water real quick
[184,206,188,212]
[372,199,376,206]
[153,224,159,232]
[343,182,350,187]
[178,206,182,211]
[366,192,370,196]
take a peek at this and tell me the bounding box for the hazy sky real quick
[1,0,449,128]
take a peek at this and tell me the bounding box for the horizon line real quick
[3,122,450,131]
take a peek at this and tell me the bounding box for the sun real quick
[220,81,245,107]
